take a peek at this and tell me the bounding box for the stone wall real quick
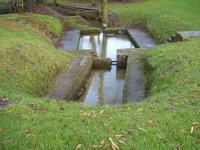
[47,55,93,101]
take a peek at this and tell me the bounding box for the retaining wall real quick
[47,55,92,101]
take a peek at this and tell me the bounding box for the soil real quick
[0,97,16,108]
[25,4,65,20]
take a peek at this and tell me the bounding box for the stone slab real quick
[123,51,145,102]
[176,31,200,41]
[103,28,127,34]
[92,57,111,70]
[47,55,92,101]
[127,28,157,49]
[117,48,147,69]
[57,29,80,52]
[81,28,101,34]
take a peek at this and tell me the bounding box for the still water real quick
[79,65,126,105]
[78,32,134,105]
[78,32,135,61]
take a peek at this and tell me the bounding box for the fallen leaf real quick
[137,108,143,111]
[191,122,199,125]
[66,117,73,119]
[127,117,134,120]
[127,107,132,110]
[3,140,11,143]
[147,120,154,123]
[92,114,98,118]
[105,117,113,120]
[78,112,90,116]
[153,100,160,103]
[84,120,91,123]
[196,138,200,144]
[138,127,145,131]
[190,127,195,134]
[24,129,38,137]
[186,102,194,106]
[151,123,157,127]
[100,140,105,145]
[117,140,125,144]
[170,134,178,139]
[115,135,124,137]
[89,145,102,148]
[127,131,133,135]
[99,110,104,114]
[0,129,5,132]
[6,109,14,112]
[75,144,81,150]
[109,138,120,150]
[26,148,34,150]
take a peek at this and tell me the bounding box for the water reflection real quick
[78,32,135,61]
[79,66,126,106]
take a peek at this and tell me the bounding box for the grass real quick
[109,0,200,42]
[0,0,200,149]
[64,16,89,29]
[0,14,73,97]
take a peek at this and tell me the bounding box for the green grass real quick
[64,16,89,29]
[0,14,73,97]
[0,0,200,149]
[109,0,200,42]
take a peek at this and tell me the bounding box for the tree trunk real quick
[91,0,96,6]
[101,0,108,27]
[53,0,57,8]
[18,0,24,13]
[12,0,17,13]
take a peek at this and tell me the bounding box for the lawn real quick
[0,0,200,149]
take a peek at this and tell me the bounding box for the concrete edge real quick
[175,31,200,41]
[103,28,127,33]
[118,49,146,103]
[126,30,140,48]
[80,28,101,34]
[47,55,92,101]
[117,48,147,69]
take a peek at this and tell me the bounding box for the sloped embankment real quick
[0,14,73,97]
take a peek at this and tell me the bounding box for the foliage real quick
[109,0,200,42]
[64,16,89,29]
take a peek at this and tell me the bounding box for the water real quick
[78,32,135,105]
[79,65,126,105]
[78,32,135,61]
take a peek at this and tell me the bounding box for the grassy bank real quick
[1,1,200,149]
[109,0,200,42]
[0,13,73,97]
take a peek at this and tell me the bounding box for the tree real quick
[101,0,108,27]
[18,0,24,13]
[53,0,57,8]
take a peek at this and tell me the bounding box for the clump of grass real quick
[109,0,200,42]
[64,16,89,29]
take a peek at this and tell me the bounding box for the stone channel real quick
[48,27,158,105]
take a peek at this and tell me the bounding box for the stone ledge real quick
[92,57,111,70]
[47,55,92,101]
[123,51,145,103]
[117,48,147,69]
[57,29,80,52]
[81,28,101,34]
[176,31,200,41]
